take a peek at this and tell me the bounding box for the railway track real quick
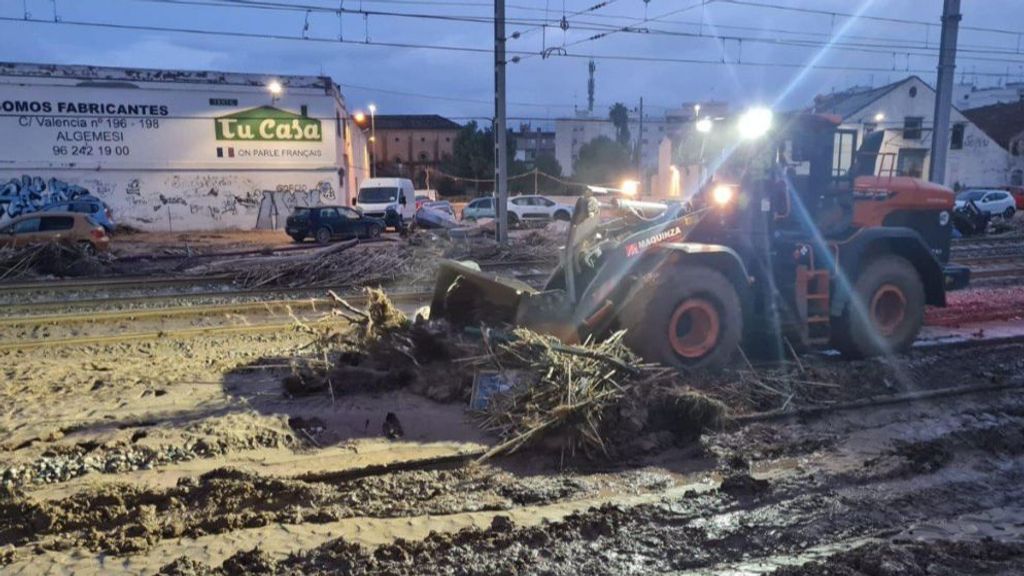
[0,290,435,352]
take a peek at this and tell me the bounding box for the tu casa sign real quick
[215,106,322,142]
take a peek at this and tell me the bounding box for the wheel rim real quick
[870,283,907,337]
[668,298,720,359]
[317,229,329,242]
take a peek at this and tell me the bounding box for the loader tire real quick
[832,255,924,358]
[622,265,742,370]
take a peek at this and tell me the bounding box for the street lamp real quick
[368,103,377,178]
[267,80,283,103]
[353,111,366,124]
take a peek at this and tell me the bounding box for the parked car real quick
[461,197,495,221]
[999,186,1024,210]
[954,189,1016,218]
[285,205,385,244]
[507,195,573,225]
[0,212,110,254]
[43,196,115,232]
[461,195,574,225]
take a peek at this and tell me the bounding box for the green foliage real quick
[573,136,632,186]
[608,102,631,147]
[439,121,518,197]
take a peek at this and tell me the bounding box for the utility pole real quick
[636,97,644,191]
[494,0,509,245]
[929,0,961,184]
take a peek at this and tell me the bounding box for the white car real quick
[507,195,573,226]
[955,189,1016,219]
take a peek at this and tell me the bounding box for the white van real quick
[354,178,416,229]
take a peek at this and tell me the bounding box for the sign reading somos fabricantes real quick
[0,84,337,170]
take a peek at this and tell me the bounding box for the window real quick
[1011,140,1022,157]
[511,197,530,206]
[903,117,924,140]
[336,111,341,137]
[537,197,554,207]
[950,123,965,150]
[418,152,428,161]
[909,86,918,98]
[339,208,360,219]
[319,208,338,218]
[40,216,74,231]
[479,198,493,209]
[72,202,98,213]
[420,137,426,142]
[13,218,40,234]
[395,137,400,142]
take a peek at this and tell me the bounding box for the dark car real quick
[285,205,385,244]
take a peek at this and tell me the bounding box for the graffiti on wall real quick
[0,172,340,230]
[0,175,92,223]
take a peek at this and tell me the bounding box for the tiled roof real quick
[812,77,918,119]
[963,100,1024,149]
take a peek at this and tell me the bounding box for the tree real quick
[573,136,632,186]
[609,102,631,147]
[442,121,517,196]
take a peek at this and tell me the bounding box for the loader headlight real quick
[738,107,773,140]
[712,184,735,206]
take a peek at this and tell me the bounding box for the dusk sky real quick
[2,0,1023,125]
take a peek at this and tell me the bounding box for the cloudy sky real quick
[1,0,1023,125]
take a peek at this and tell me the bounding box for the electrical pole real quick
[929,0,961,184]
[494,0,509,245]
[636,97,644,191]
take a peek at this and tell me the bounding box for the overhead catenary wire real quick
[3,16,1016,79]
[59,0,1024,66]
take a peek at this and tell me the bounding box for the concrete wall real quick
[0,62,369,230]
[0,169,340,231]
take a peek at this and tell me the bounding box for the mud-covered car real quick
[0,212,111,254]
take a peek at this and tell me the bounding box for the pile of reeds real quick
[0,242,107,280]
[476,328,653,460]
[232,240,440,289]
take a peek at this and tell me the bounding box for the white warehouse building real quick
[0,62,370,231]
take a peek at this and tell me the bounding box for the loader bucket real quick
[430,260,538,327]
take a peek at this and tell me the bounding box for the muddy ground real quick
[1,309,1023,574]
[1,231,1023,575]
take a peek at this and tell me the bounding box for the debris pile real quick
[222,240,436,289]
[442,227,562,264]
[0,243,109,280]
[285,289,471,402]
[476,330,645,459]
[286,291,728,459]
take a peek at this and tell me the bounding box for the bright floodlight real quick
[738,107,773,140]
[621,179,640,196]
[353,112,366,123]
[874,112,885,122]
[267,80,283,95]
[712,184,734,205]
[368,103,377,114]
[695,118,713,133]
